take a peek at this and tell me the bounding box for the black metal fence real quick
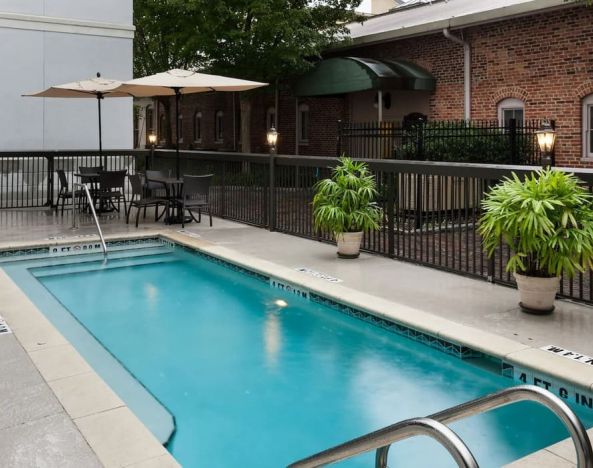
[0,151,139,209]
[2,148,592,305]
[337,119,549,165]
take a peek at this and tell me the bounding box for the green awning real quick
[294,57,435,97]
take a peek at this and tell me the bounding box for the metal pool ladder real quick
[287,385,593,468]
[71,182,107,257]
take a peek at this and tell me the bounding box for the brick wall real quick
[468,7,593,167]
[157,4,593,167]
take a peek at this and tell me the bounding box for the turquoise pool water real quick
[5,245,593,467]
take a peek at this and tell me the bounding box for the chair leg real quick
[126,204,132,224]
[135,208,141,228]
[209,207,212,227]
[61,197,65,216]
[144,206,147,220]
[181,202,185,228]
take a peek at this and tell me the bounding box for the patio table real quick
[145,175,191,225]
[74,172,120,213]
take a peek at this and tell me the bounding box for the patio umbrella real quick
[114,69,268,178]
[23,73,129,167]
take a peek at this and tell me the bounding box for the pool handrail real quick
[287,385,593,468]
[290,416,478,468]
[71,182,107,257]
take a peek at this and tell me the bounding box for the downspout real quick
[443,28,471,120]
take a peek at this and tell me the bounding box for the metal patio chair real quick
[97,170,128,215]
[144,170,169,220]
[178,174,213,228]
[127,174,169,227]
[55,169,84,215]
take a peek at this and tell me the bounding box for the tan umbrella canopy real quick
[23,73,128,166]
[115,69,268,177]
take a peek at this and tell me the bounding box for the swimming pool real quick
[3,239,593,467]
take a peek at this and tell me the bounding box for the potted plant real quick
[313,157,382,258]
[479,169,593,314]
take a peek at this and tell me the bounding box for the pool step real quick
[0,238,172,265]
[32,248,177,278]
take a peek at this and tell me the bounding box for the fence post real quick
[220,162,226,219]
[509,118,517,164]
[336,120,342,157]
[268,154,276,231]
[387,172,395,258]
[550,119,556,166]
[46,155,54,207]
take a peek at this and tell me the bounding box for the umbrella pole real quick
[174,88,181,179]
[97,93,105,168]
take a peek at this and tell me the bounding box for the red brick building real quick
[140,0,593,167]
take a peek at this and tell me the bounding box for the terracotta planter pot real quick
[514,273,560,314]
[336,232,363,259]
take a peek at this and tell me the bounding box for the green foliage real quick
[479,169,593,278]
[313,157,382,234]
[192,0,363,84]
[134,0,362,82]
[133,0,206,77]
[397,124,535,164]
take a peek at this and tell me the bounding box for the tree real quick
[188,0,363,152]
[134,0,206,145]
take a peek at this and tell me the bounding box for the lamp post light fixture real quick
[148,133,157,169]
[267,126,278,155]
[536,121,556,168]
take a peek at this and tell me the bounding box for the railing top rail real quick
[288,385,593,468]
[148,149,593,182]
[289,417,478,468]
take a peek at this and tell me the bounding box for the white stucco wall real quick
[0,0,134,150]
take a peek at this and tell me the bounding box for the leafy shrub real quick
[313,157,382,233]
[479,169,593,278]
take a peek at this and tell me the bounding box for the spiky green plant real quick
[479,169,593,278]
[312,157,382,234]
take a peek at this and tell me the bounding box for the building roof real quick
[347,0,571,47]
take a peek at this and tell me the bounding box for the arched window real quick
[215,110,224,142]
[266,107,276,131]
[177,114,183,143]
[298,103,309,144]
[498,98,524,126]
[583,94,593,159]
[193,111,202,142]
[146,105,154,141]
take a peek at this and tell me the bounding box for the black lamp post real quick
[266,127,278,231]
[147,133,157,169]
[536,121,557,168]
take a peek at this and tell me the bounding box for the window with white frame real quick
[298,103,310,144]
[584,94,593,158]
[193,111,202,142]
[266,107,276,131]
[498,98,525,126]
[215,110,224,142]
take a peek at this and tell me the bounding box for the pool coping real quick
[1,230,593,467]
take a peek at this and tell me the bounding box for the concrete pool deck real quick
[2,207,593,466]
